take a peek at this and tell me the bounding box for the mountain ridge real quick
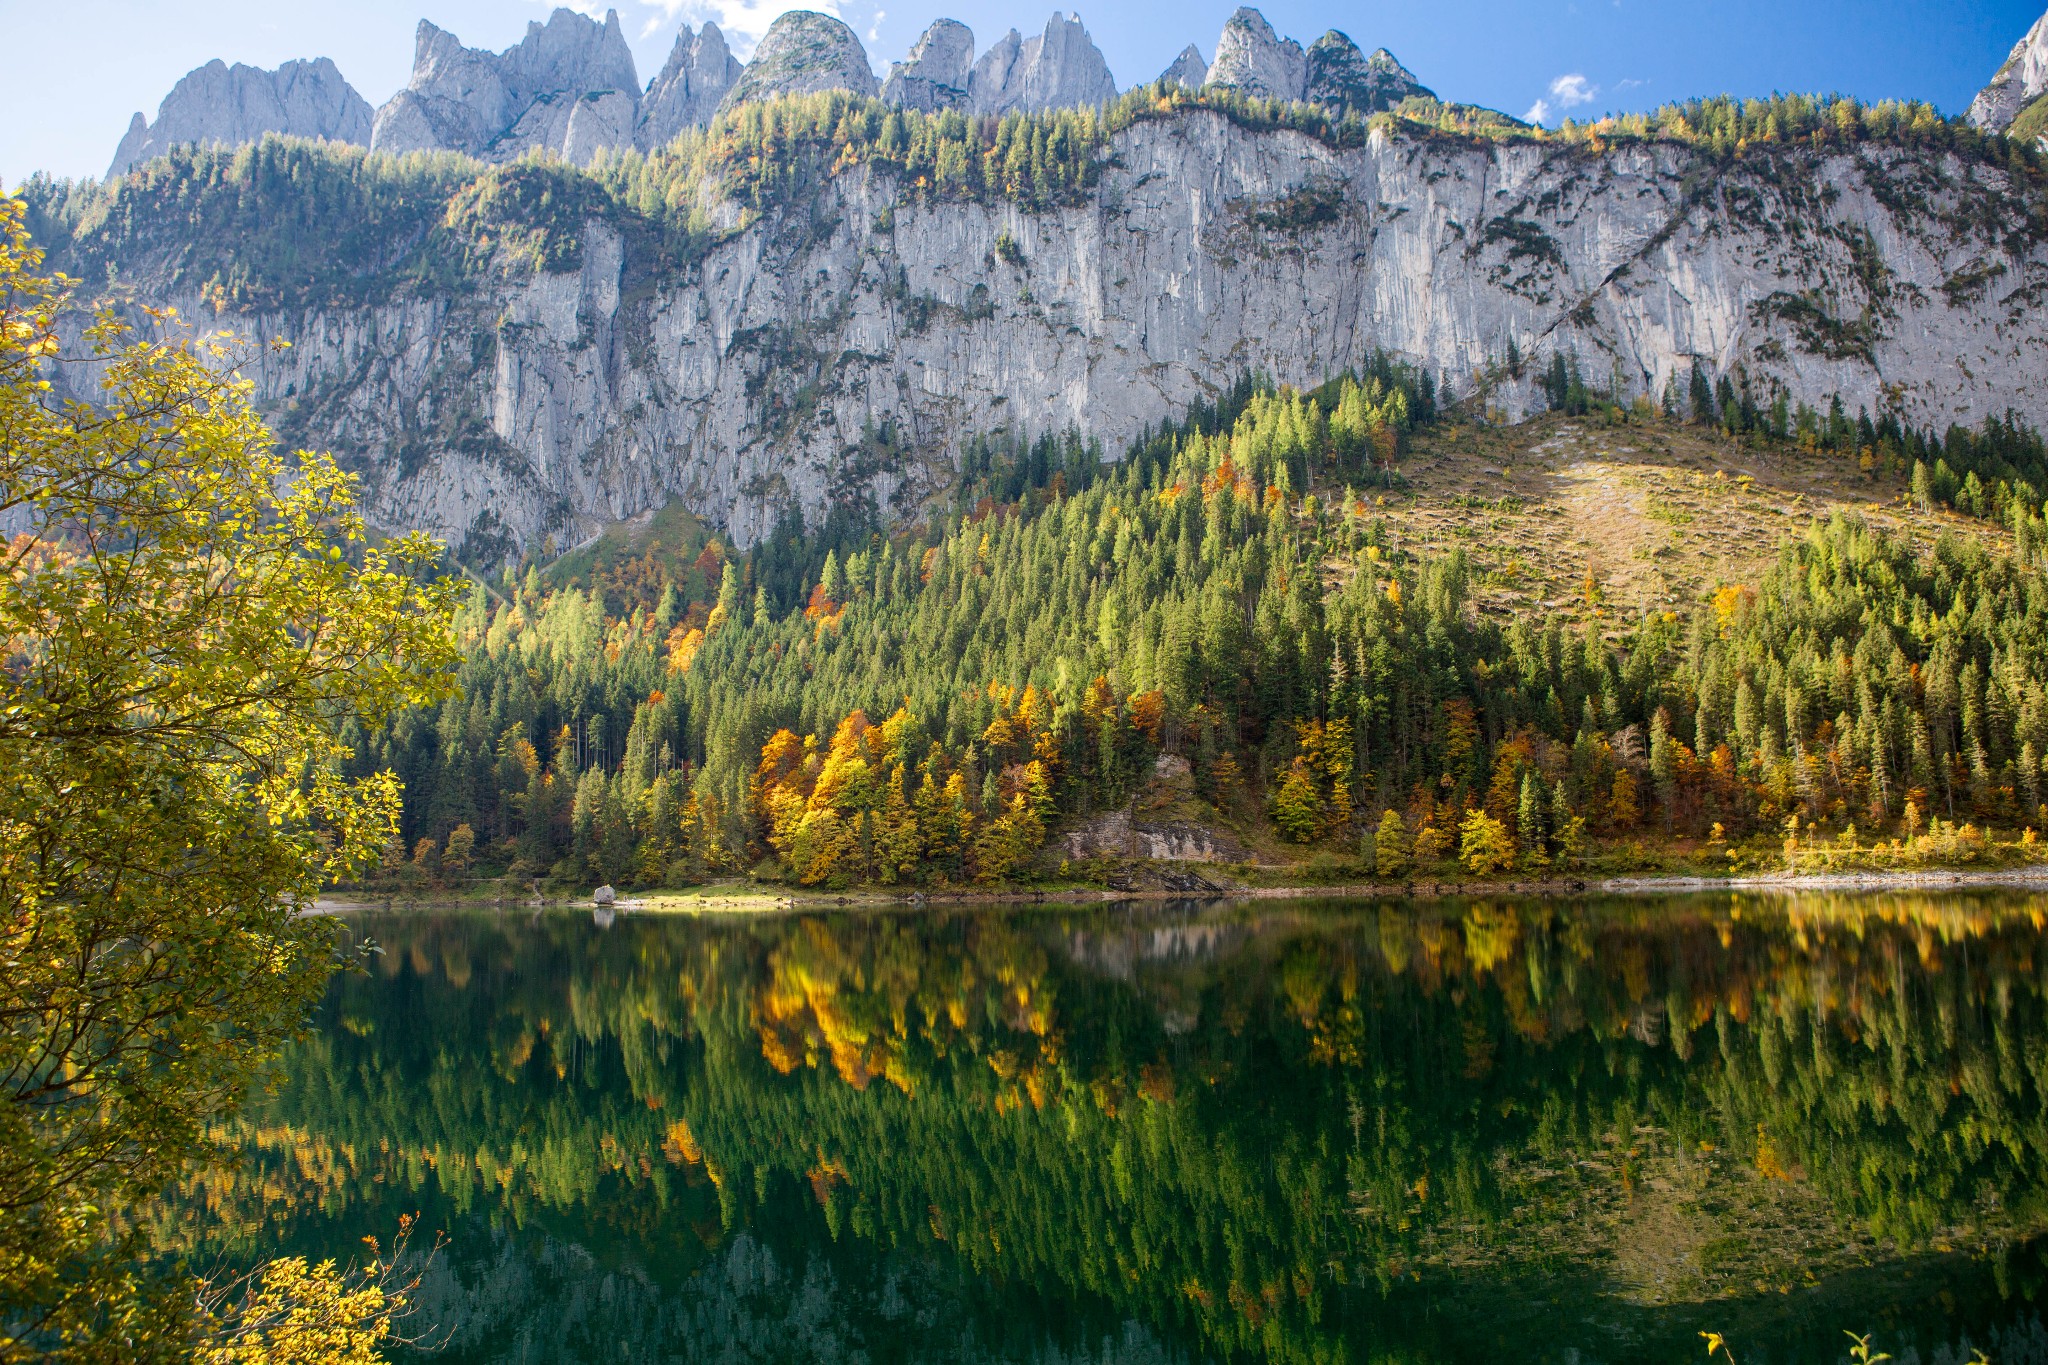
[29,91,2044,560]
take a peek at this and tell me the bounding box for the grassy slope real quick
[1053,412,2024,888]
[1390,412,2000,624]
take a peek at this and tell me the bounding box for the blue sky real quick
[1,0,2040,186]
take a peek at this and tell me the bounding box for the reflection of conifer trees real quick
[184,897,2048,1362]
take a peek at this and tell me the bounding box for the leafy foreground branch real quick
[0,193,458,1360]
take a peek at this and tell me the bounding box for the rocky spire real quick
[719,10,879,112]
[882,19,975,113]
[968,12,1117,116]
[1968,7,2048,135]
[1305,32,1432,115]
[1157,45,1208,91]
[1206,7,1305,102]
[370,7,641,165]
[639,22,742,147]
[108,57,371,180]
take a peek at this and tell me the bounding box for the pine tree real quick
[1517,769,1548,868]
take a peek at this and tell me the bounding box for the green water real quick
[190,893,2048,1363]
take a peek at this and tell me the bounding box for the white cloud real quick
[1548,73,1597,109]
[868,9,886,43]
[1526,73,1599,126]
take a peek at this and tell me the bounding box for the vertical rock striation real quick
[1206,7,1306,102]
[1969,6,2048,137]
[82,116,2041,559]
[370,8,641,165]
[639,23,743,149]
[883,20,976,113]
[108,58,371,179]
[969,13,1117,115]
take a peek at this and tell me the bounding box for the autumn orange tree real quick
[0,195,458,1360]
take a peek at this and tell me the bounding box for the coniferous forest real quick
[348,358,2048,894]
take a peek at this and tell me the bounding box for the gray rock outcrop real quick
[969,13,1117,115]
[1968,7,2048,133]
[83,114,2043,561]
[1157,45,1208,90]
[719,10,879,112]
[108,58,371,179]
[882,19,975,113]
[1206,7,1305,102]
[1305,32,1431,114]
[639,23,743,148]
[370,8,641,165]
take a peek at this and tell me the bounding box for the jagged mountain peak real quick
[1208,7,1307,102]
[641,22,742,148]
[883,19,976,113]
[1304,30,1432,114]
[1968,6,2048,139]
[371,7,644,166]
[107,56,370,180]
[720,10,879,112]
[1158,44,1208,90]
[967,12,1117,115]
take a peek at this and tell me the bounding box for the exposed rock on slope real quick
[1305,32,1431,114]
[883,19,976,113]
[79,114,2043,561]
[370,9,641,165]
[1207,7,1306,102]
[108,58,370,179]
[719,10,879,111]
[638,23,741,148]
[1158,45,1208,90]
[1969,7,2048,137]
[968,13,1117,114]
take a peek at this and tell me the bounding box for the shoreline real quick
[315,863,2048,915]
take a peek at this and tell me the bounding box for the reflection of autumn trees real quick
[194,897,2048,1362]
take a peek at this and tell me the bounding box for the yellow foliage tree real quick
[1458,810,1516,875]
[0,195,457,1359]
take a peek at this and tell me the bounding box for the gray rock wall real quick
[370,9,642,166]
[639,24,742,149]
[1207,8,1306,102]
[1969,7,2048,131]
[968,13,1117,115]
[719,11,878,113]
[119,116,2048,561]
[883,20,976,113]
[109,58,370,179]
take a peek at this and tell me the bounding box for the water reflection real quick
[174,894,2048,1363]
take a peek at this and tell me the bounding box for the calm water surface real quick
[189,894,2048,1363]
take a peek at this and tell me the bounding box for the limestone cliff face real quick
[967,13,1117,115]
[639,24,742,149]
[119,115,2048,560]
[1207,8,1306,102]
[719,11,878,112]
[370,9,642,165]
[1157,45,1208,90]
[1970,7,2048,132]
[108,58,370,179]
[882,20,976,113]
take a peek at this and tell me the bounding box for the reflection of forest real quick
[173,895,2048,1363]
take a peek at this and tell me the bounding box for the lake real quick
[183,893,2048,1364]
